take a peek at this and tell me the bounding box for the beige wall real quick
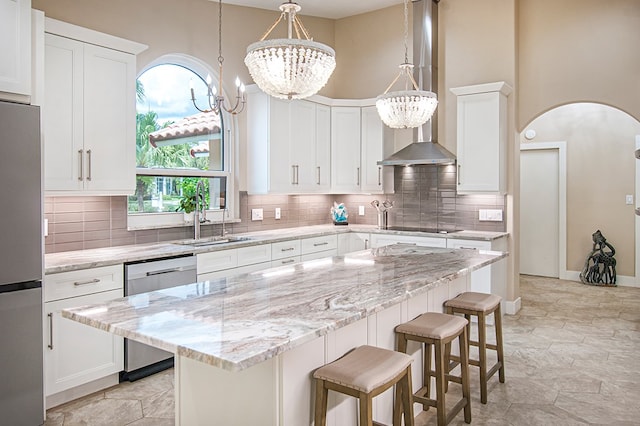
[518,0,640,127]
[521,103,640,277]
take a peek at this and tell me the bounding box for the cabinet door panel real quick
[331,107,361,193]
[43,34,84,191]
[290,100,316,190]
[83,44,135,193]
[0,0,31,96]
[44,289,124,396]
[361,106,384,193]
[268,97,292,193]
[315,104,331,190]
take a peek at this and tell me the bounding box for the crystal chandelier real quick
[376,0,437,129]
[244,1,336,100]
[190,0,246,115]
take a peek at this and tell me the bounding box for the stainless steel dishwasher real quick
[122,255,197,381]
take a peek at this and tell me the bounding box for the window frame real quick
[127,54,238,231]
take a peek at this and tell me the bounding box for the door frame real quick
[635,135,640,286]
[520,142,568,279]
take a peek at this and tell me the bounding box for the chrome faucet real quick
[193,180,209,240]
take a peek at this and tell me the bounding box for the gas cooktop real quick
[385,226,463,234]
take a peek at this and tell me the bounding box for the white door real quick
[520,148,560,277]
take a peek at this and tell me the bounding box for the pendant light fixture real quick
[190,0,246,115]
[376,0,437,129]
[244,1,336,100]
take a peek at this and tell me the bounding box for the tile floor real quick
[44,275,640,425]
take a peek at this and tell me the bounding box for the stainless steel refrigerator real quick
[0,100,44,425]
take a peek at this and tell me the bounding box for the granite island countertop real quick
[45,224,508,274]
[63,244,507,372]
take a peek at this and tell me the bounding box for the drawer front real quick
[271,240,301,260]
[446,239,491,250]
[301,235,338,255]
[371,234,446,248]
[301,249,338,262]
[237,244,271,267]
[44,265,123,302]
[197,261,272,282]
[271,256,301,267]
[197,249,239,274]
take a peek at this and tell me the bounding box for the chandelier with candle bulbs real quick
[244,1,336,100]
[376,0,437,129]
[190,0,246,115]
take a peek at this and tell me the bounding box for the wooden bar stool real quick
[313,345,414,426]
[445,292,505,404]
[395,312,471,426]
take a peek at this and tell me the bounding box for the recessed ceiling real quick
[218,0,401,19]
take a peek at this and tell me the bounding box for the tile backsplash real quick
[45,166,505,253]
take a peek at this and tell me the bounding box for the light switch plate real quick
[479,209,503,222]
[358,205,365,216]
[275,207,281,219]
[251,208,264,221]
[626,195,634,205]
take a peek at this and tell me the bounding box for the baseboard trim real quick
[565,270,638,288]
[505,297,521,315]
[46,373,119,409]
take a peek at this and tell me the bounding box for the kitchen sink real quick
[173,236,253,247]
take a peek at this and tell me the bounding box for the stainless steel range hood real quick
[378,0,456,166]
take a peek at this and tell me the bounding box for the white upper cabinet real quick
[247,89,331,194]
[0,0,31,99]
[331,106,361,193]
[360,106,385,193]
[43,19,146,195]
[451,82,512,194]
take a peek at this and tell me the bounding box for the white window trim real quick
[127,53,238,231]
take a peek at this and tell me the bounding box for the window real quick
[128,56,235,228]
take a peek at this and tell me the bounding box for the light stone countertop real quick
[45,224,507,274]
[62,244,507,372]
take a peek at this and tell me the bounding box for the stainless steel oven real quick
[122,255,197,381]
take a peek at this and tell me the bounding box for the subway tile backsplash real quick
[44,165,505,253]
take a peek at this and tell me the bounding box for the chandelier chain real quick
[218,0,223,65]
[403,0,409,64]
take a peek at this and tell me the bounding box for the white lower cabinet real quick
[337,232,370,254]
[43,265,124,398]
[446,236,508,314]
[197,244,272,281]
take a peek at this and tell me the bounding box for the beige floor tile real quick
[44,275,640,425]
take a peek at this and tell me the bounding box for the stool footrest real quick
[487,361,503,380]
[469,341,498,351]
[413,386,437,409]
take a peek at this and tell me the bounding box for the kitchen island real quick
[63,244,507,425]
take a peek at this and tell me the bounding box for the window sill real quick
[127,210,240,231]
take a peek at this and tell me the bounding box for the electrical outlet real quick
[358,205,365,216]
[275,207,281,219]
[251,208,264,221]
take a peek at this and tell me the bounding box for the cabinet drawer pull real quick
[73,278,101,286]
[317,166,321,185]
[86,149,92,181]
[78,149,84,181]
[313,242,329,247]
[457,164,461,185]
[47,313,53,350]
[457,246,477,250]
[356,167,360,186]
[291,165,296,185]
[378,167,382,186]
[365,239,369,249]
[281,259,296,264]
[281,247,295,252]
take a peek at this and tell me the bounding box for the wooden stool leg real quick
[434,340,447,426]
[443,341,451,392]
[495,305,506,383]
[394,374,402,426]
[314,379,328,426]
[459,327,472,424]
[360,393,373,426]
[477,312,488,404]
[424,342,433,410]
[403,366,415,426]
